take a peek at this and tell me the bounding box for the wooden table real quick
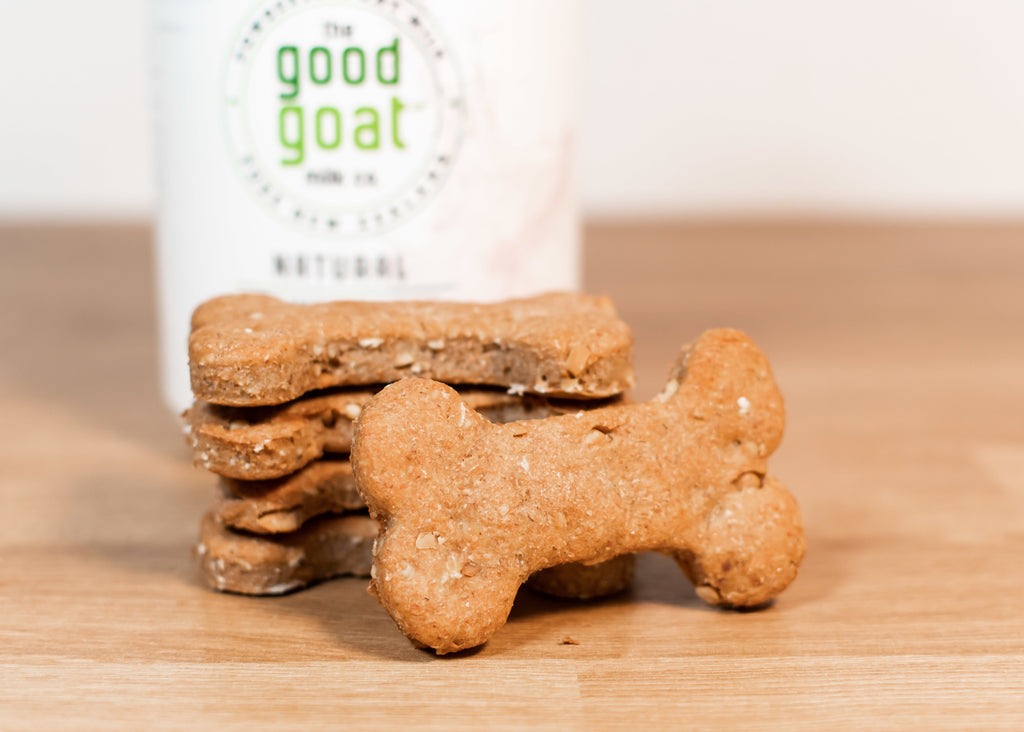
[1,222,1022,729]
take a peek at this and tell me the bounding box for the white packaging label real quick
[153,0,582,410]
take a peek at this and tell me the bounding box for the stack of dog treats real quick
[184,292,637,599]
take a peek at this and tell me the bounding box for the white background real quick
[2,0,1024,219]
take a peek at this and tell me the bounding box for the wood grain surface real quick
[1,221,1022,730]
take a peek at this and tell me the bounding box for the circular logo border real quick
[224,0,465,240]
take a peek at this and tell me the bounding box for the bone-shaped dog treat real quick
[186,387,619,480]
[189,292,634,406]
[216,459,364,534]
[196,512,377,595]
[352,329,806,653]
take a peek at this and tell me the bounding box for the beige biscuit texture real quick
[185,386,619,480]
[216,455,636,599]
[216,459,365,534]
[184,389,372,480]
[352,329,806,654]
[197,508,632,600]
[189,292,634,406]
[196,512,377,595]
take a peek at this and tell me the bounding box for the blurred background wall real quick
[2,0,1023,220]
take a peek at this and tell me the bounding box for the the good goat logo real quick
[225,0,463,237]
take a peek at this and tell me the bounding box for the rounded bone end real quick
[680,475,806,608]
[385,581,515,655]
[351,378,486,519]
[370,531,523,655]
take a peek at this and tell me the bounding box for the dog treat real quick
[524,555,635,600]
[352,329,806,654]
[196,511,377,595]
[186,387,619,480]
[216,455,636,599]
[183,388,375,480]
[189,292,634,406]
[216,459,364,534]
